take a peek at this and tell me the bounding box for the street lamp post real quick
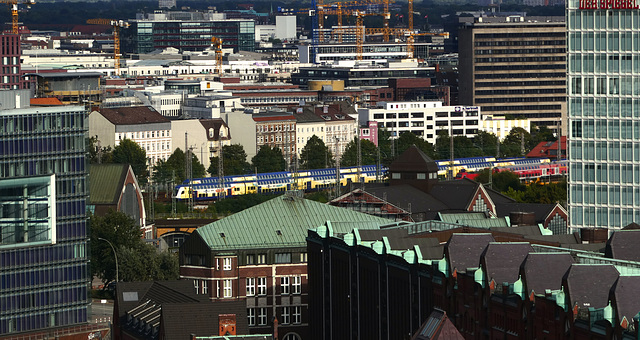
[97,237,119,283]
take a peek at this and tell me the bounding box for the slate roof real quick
[490,225,542,236]
[389,145,439,173]
[357,228,444,259]
[429,179,480,211]
[605,230,640,262]
[97,106,169,125]
[294,109,326,123]
[89,164,129,205]
[484,187,517,205]
[494,202,557,222]
[564,264,619,309]
[196,195,390,250]
[482,242,533,285]
[521,252,574,296]
[611,276,640,326]
[446,233,495,273]
[366,184,449,220]
[412,309,464,340]
[115,281,206,320]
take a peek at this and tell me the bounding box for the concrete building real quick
[458,16,567,134]
[1,34,26,90]
[0,91,90,336]
[254,112,297,165]
[358,101,480,144]
[124,11,255,54]
[298,41,441,64]
[275,16,297,41]
[567,1,639,232]
[480,114,531,141]
[182,95,245,119]
[171,118,231,171]
[88,106,172,165]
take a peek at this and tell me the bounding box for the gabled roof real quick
[521,253,574,296]
[446,233,495,274]
[389,145,439,173]
[412,309,464,340]
[482,242,533,285]
[356,228,443,260]
[96,106,169,125]
[89,164,129,204]
[611,276,640,328]
[429,179,481,211]
[526,136,566,159]
[605,230,640,262]
[564,264,619,309]
[365,184,448,220]
[199,119,231,141]
[494,202,558,222]
[115,281,207,320]
[195,195,390,250]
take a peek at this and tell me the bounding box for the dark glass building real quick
[0,92,89,335]
[124,11,255,54]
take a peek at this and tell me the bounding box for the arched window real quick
[282,333,301,340]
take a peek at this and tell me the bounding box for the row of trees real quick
[90,125,557,183]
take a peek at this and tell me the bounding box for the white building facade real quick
[358,101,481,144]
[567,0,640,232]
[480,115,531,141]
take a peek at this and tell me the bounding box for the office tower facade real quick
[1,34,25,90]
[567,2,640,232]
[0,93,90,335]
[458,16,567,134]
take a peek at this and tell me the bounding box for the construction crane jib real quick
[86,19,130,76]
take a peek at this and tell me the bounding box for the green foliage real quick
[305,190,330,203]
[300,136,334,169]
[474,169,525,193]
[252,145,286,173]
[377,127,395,165]
[340,137,379,167]
[153,148,206,186]
[435,131,485,160]
[396,132,436,159]
[87,136,113,164]
[112,138,148,184]
[209,144,251,176]
[501,127,532,157]
[530,125,557,148]
[213,194,276,214]
[90,211,178,287]
[473,131,499,157]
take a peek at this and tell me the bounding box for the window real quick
[246,254,255,265]
[281,276,290,295]
[246,278,255,296]
[247,308,256,326]
[299,253,307,263]
[281,307,290,325]
[258,277,267,295]
[293,306,302,324]
[202,281,208,295]
[257,254,266,264]
[292,276,301,294]
[223,258,232,270]
[194,280,199,294]
[391,173,400,179]
[223,279,232,298]
[258,308,268,325]
[275,253,291,263]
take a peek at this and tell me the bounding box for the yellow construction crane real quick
[86,18,129,76]
[1,0,34,34]
[210,37,223,75]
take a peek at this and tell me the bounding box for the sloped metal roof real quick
[89,164,128,204]
[196,195,390,250]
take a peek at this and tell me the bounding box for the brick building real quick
[178,193,389,340]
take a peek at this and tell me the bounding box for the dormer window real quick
[209,128,214,138]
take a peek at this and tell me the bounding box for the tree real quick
[300,135,334,169]
[377,127,395,165]
[396,132,436,159]
[475,169,525,193]
[153,148,206,185]
[208,144,251,176]
[473,131,499,157]
[501,127,532,157]
[87,136,113,164]
[530,125,556,149]
[90,211,178,287]
[340,137,379,167]
[252,145,286,173]
[113,138,147,184]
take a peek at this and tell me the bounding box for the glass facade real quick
[0,106,89,335]
[567,3,640,231]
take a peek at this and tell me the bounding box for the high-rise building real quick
[1,34,26,90]
[124,11,255,54]
[0,91,89,335]
[458,16,567,134]
[567,2,640,232]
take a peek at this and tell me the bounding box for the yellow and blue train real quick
[174,165,384,201]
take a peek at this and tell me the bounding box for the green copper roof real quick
[196,194,390,250]
[89,164,128,204]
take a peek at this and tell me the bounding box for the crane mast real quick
[86,19,130,76]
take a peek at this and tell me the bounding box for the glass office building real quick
[0,103,90,335]
[567,2,640,231]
